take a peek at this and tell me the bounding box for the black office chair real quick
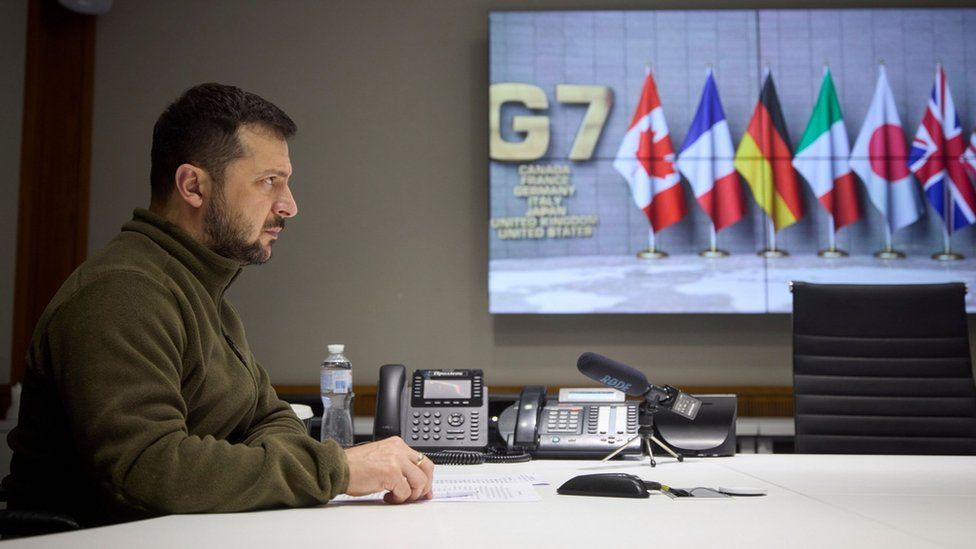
[791,281,976,454]
[0,486,80,538]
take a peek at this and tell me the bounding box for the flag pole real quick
[828,216,836,251]
[699,221,729,258]
[638,225,667,259]
[818,214,847,258]
[943,180,951,253]
[933,180,963,260]
[757,196,788,257]
[874,223,905,259]
[758,217,787,258]
[930,62,963,261]
[756,164,787,257]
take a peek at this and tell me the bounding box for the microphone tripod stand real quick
[602,391,684,468]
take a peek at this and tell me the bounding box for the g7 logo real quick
[489,83,613,162]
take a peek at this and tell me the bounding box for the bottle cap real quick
[327,344,345,354]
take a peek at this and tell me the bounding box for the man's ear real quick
[174,164,208,209]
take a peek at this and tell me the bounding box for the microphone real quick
[576,352,651,396]
[576,352,701,420]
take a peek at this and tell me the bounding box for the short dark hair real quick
[150,83,297,204]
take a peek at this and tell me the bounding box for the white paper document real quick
[437,473,548,486]
[331,473,543,504]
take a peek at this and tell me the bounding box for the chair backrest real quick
[792,281,976,454]
[0,486,80,538]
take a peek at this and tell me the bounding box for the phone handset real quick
[510,385,547,451]
[373,363,407,441]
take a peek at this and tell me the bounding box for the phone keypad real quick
[535,403,642,458]
[408,409,480,444]
[545,408,582,434]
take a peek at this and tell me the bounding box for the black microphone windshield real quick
[576,353,650,396]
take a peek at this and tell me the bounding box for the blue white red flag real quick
[964,125,976,183]
[676,69,745,232]
[614,68,687,233]
[907,64,976,231]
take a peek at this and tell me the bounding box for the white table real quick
[5,455,975,548]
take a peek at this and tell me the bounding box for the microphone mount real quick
[576,352,701,467]
[603,385,687,467]
[641,384,701,421]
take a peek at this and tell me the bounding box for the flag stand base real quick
[757,248,788,258]
[637,248,668,259]
[874,248,906,260]
[932,251,964,261]
[699,248,729,258]
[817,248,848,258]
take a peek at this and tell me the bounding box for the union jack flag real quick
[964,125,976,183]
[907,64,976,231]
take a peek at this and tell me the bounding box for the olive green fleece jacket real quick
[4,209,348,526]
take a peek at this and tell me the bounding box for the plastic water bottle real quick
[320,344,354,447]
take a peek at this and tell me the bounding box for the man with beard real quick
[3,83,433,528]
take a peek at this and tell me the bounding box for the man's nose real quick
[276,184,298,218]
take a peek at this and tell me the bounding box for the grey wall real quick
[1,0,27,385]
[86,0,976,388]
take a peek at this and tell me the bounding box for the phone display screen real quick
[423,379,472,399]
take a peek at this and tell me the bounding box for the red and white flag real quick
[613,69,686,232]
[849,65,924,233]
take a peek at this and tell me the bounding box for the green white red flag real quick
[792,68,861,230]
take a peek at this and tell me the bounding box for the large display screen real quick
[489,9,976,313]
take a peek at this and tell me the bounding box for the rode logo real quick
[600,375,631,392]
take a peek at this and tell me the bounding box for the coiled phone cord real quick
[423,448,532,465]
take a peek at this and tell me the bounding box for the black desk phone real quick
[374,364,488,450]
[373,365,641,462]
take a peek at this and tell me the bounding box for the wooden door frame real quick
[6,0,95,413]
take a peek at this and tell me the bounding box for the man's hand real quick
[343,436,434,503]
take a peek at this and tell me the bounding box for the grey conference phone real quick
[498,387,642,459]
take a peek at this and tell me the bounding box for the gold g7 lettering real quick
[489,83,613,162]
